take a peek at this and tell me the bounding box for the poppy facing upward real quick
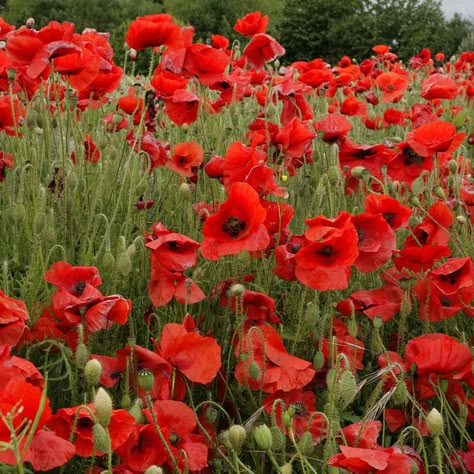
[200,182,270,260]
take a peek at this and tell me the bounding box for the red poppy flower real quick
[234,12,269,36]
[128,130,169,171]
[364,194,412,230]
[393,244,451,273]
[47,405,135,457]
[375,72,409,103]
[421,74,458,100]
[383,107,407,126]
[235,325,315,393]
[0,290,29,347]
[243,33,285,70]
[273,234,308,281]
[430,257,473,295]
[125,14,183,51]
[71,133,100,164]
[165,88,200,126]
[405,333,473,379]
[336,283,404,322]
[150,65,189,98]
[152,317,221,385]
[0,18,15,40]
[275,117,315,158]
[340,95,368,117]
[406,120,465,157]
[352,212,396,272]
[211,34,230,50]
[167,141,203,177]
[0,95,25,136]
[263,389,327,440]
[314,113,352,144]
[142,400,209,472]
[386,142,433,185]
[0,151,13,182]
[200,182,270,260]
[338,421,382,449]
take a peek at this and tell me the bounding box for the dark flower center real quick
[77,417,94,430]
[170,432,180,446]
[403,148,424,166]
[353,148,376,159]
[382,212,396,227]
[318,245,334,257]
[290,401,309,418]
[74,280,86,296]
[222,216,246,238]
[439,269,462,286]
[439,297,452,307]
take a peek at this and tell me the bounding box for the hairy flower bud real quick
[228,424,247,451]
[427,408,443,437]
[253,424,273,451]
[297,432,314,456]
[92,423,108,452]
[94,388,113,427]
[84,359,102,387]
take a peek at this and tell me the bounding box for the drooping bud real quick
[84,359,102,387]
[297,432,314,456]
[128,399,144,424]
[94,388,113,427]
[248,361,261,381]
[92,423,108,452]
[253,424,273,451]
[270,426,286,452]
[432,185,446,200]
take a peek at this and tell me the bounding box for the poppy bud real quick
[7,68,16,81]
[361,168,371,184]
[84,359,102,387]
[33,213,47,234]
[348,319,358,337]
[129,399,144,424]
[112,113,124,125]
[338,370,357,405]
[326,368,337,388]
[372,317,383,329]
[181,123,189,133]
[297,432,314,456]
[253,424,273,451]
[12,204,26,223]
[231,283,245,296]
[94,387,113,427]
[393,380,408,406]
[144,466,163,474]
[121,393,132,410]
[433,186,446,200]
[75,343,89,369]
[448,160,458,174]
[439,379,449,393]
[351,166,366,178]
[240,352,248,363]
[281,411,292,428]
[456,215,467,225]
[280,463,292,474]
[426,408,443,436]
[228,424,247,451]
[129,49,137,61]
[327,166,340,185]
[26,17,35,28]
[313,351,325,370]
[102,251,115,270]
[92,423,108,453]
[126,243,137,258]
[271,426,285,451]
[117,251,132,276]
[248,361,261,381]
[179,182,191,199]
[409,196,421,208]
[137,369,154,392]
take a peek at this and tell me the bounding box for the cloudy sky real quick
[441,0,474,19]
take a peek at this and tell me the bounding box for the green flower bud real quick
[144,466,163,474]
[432,185,446,200]
[327,166,340,185]
[84,359,102,387]
[351,166,366,178]
[297,432,314,456]
[94,387,113,427]
[253,424,273,451]
[280,463,292,474]
[75,343,89,369]
[338,370,357,405]
[281,411,292,428]
[137,368,154,392]
[179,182,191,199]
[93,423,108,452]
[270,426,285,452]
[313,351,325,370]
[117,251,132,276]
[121,393,132,410]
[127,243,137,258]
[101,251,115,271]
[228,424,247,451]
[372,316,383,330]
[392,380,408,406]
[409,196,421,208]
[129,399,144,424]
[248,361,261,381]
[426,408,443,436]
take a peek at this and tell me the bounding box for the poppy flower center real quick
[73,280,86,296]
[353,148,376,159]
[318,245,334,257]
[222,216,246,238]
[439,269,462,285]
[290,401,309,418]
[403,148,424,166]
[77,417,94,430]
[439,297,452,307]
[382,212,396,226]
[170,432,180,446]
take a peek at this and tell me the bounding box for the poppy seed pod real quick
[137,368,154,392]
[253,424,273,451]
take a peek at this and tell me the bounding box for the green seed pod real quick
[248,361,261,381]
[94,388,113,427]
[270,426,285,452]
[205,406,218,424]
[297,432,314,456]
[137,369,154,392]
[84,359,102,387]
[253,424,273,451]
[92,423,108,453]
[117,251,132,276]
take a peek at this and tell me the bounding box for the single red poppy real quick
[71,133,100,164]
[128,130,169,171]
[0,18,15,40]
[211,34,230,50]
[338,421,382,449]
[234,12,269,36]
[235,324,315,393]
[0,95,25,136]
[421,73,459,100]
[275,117,315,158]
[165,88,200,126]
[314,113,352,144]
[273,234,308,281]
[364,194,412,230]
[167,141,204,177]
[406,120,465,157]
[430,257,473,295]
[150,65,189,98]
[393,244,451,273]
[125,14,183,51]
[0,344,44,389]
[0,290,29,347]
[200,182,270,260]
[0,151,13,182]
[386,141,433,185]
[375,71,409,103]
[340,95,368,117]
[243,33,285,70]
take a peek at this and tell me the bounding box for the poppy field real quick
[0,10,473,474]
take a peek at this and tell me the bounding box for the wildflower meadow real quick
[0,9,473,474]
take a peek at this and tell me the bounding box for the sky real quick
[441,0,474,19]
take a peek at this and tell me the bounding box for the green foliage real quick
[163,0,283,42]
[279,0,474,64]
